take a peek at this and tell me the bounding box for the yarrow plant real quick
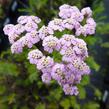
[3,4,96,95]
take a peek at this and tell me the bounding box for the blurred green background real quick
[0,0,109,109]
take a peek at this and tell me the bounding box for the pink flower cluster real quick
[58,4,96,36]
[3,16,41,53]
[3,4,96,95]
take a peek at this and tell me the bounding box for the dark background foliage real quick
[0,0,109,109]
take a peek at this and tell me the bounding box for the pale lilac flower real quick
[69,60,90,75]
[38,26,54,40]
[86,18,96,27]
[80,61,90,75]
[14,24,25,35]
[75,26,87,37]
[82,26,88,36]
[74,21,81,30]
[84,24,96,35]
[37,56,54,72]
[71,86,79,95]
[59,4,83,22]
[75,18,96,36]
[41,73,51,84]
[59,4,73,19]
[67,57,90,75]
[62,18,76,30]
[3,24,14,35]
[65,73,75,84]
[20,35,33,48]
[63,84,79,95]
[26,31,40,44]
[29,16,41,24]
[25,21,38,32]
[8,33,20,44]
[74,73,82,84]
[60,46,75,62]
[63,84,73,95]
[71,12,84,22]
[48,18,64,31]
[42,35,60,53]
[11,41,23,54]
[67,57,82,72]
[17,16,28,24]
[28,49,43,64]
[75,26,83,36]
[73,45,88,59]
[75,25,95,36]
[17,16,41,25]
[59,4,71,10]
[71,38,87,47]
[81,7,92,17]
[59,9,73,19]
[4,24,24,39]
[59,34,75,47]
[70,6,80,13]
[51,63,65,81]
[59,5,80,19]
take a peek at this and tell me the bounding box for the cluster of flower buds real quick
[3,4,96,95]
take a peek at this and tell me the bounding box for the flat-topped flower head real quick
[26,31,40,44]
[75,39,87,52]
[17,15,41,24]
[71,38,88,58]
[73,46,88,59]
[80,61,90,75]
[51,63,65,81]
[63,84,79,95]
[20,35,33,48]
[28,49,43,64]
[42,35,60,53]
[59,4,84,22]
[75,20,96,36]
[73,73,82,84]
[59,5,80,19]
[71,11,84,22]
[3,24,14,35]
[81,7,92,18]
[84,24,96,35]
[72,58,82,70]
[86,18,96,27]
[59,8,73,19]
[29,16,41,24]
[8,33,20,44]
[38,26,54,40]
[25,21,38,32]
[14,24,25,35]
[68,57,90,75]
[48,18,64,31]
[67,57,82,71]
[41,73,51,84]
[17,16,29,24]
[70,6,80,13]
[65,73,75,84]
[60,34,75,47]
[59,4,71,10]
[60,46,75,62]
[62,18,76,30]
[72,38,86,47]
[37,56,54,72]
[11,41,23,54]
